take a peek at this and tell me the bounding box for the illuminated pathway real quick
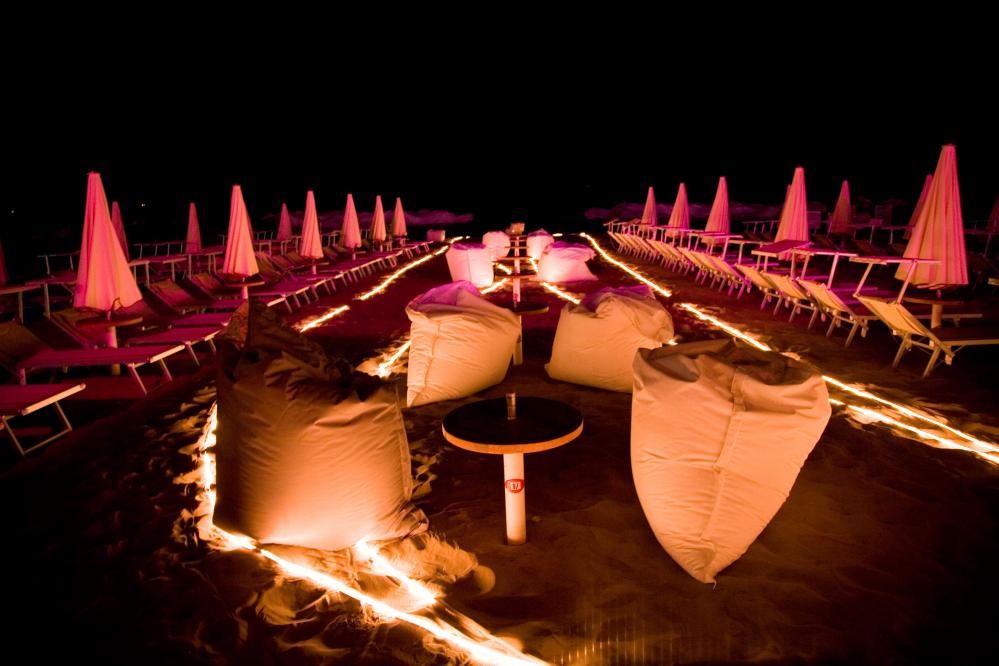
[578,233,999,464]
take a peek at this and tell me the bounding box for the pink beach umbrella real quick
[391,197,407,240]
[186,203,202,254]
[640,187,658,227]
[300,190,324,260]
[276,203,293,241]
[895,145,967,289]
[667,183,690,229]
[704,177,730,234]
[904,174,934,240]
[341,193,362,258]
[221,184,259,278]
[829,181,852,235]
[0,236,8,287]
[74,172,142,311]
[110,201,130,261]
[775,167,809,243]
[371,195,387,244]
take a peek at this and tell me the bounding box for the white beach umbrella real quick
[640,187,657,227]
[828,181,851,235]
[221,184,258,277]
[110,201,130,261]
[904,174,933,240]
[704,177,730,234]
[341,193,362,256]
[775,167,809,243]
[391,197,407,239]
[371,195,387,242]
[667,183,690,229]
[74,172,142,311]
[186,203,202,254]
[300,191,323,259]
[276,203,293,241]
[895,145,967,289]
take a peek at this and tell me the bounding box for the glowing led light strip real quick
[587,233,998,458]
[376,340,412,377]
[193,408,541,666]
[580,233,672,298]
[481,278,509,294]
[298,305,350,331]
[495,262,512,274]
[540,282,580,304]
[355,541,437,606]
[358,237,463,301]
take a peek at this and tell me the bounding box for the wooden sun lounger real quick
[763,272,820,326]
[169,312,232,327]
[14,345,183,395]
[1,383,86,457]
[856,295,999,377]
[125,326,223,366]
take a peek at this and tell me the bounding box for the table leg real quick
[931,304,942,329]
[17,293,24,322]
[310,265,317,275]
[240,286,249,300]
[42,284,51,319]
[107,326,121,377]
[503,452,526,545]
[513,314,524,365]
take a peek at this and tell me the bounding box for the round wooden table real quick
[495,300,548,365]
[220,277,266,299]
[442,395,583,545]
[300,259,329,275]
[77,314,143,376]
[902,294,968,328]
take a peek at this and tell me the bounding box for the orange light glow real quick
[495,262,512,274]
[355,541,438,606]
[376,340,412,377]
[298,305,350,332]
[481,278,509,295]
[540,282,580,304]
[580,233,672,298]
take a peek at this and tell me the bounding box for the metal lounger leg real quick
[892,338,911,368]
[128,365,149,396]
[157,359,173,381]
[923,346,944,378]
[185,343,200,366]
[845,322,860,348]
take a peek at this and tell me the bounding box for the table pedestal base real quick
[513,315,524,365]
[106,327,120,377]
[503,452,526,545]
[240,286,249,300]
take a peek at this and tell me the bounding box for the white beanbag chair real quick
[632,340,830,584]
[482,231,510,261]
[406,282,521,407]
[533,241,598,282]
[526,229,554,259]
[546,286,673,392]
[446,243,494,288]
[215,301,427,551]
[427,229,446,242]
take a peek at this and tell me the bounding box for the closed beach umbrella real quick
[74,172,142,311]
[276,203,293,241]
[110,201,129,261]
[391,197,407,238]
[895,145,967,288]
[775,167,809,243]
[640,187,658,227]
[371,195,387,242]
[904,174,933,240]
[0,236,8,286]
[829,181,851,235]
[341,193,362,254]
[667,183,690,229]
[704,177,730,234]
[300,190,323,260]
[186,203,202,254]
[221,184,258,277]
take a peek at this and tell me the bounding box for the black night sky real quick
[4,20,995,282]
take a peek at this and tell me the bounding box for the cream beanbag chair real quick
[215,301,427,551]
[526,229,554,259]
[534,241,598,282]
[632,340,830,584]
[482,231,510,261]
[446,243,494,288]
[427,229,446,242]
[546,286,673,392]
[406,282,521,407]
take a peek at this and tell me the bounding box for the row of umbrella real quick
[637,145,970,289]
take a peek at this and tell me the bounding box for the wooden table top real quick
[76,315,144,329]
[494,301,549,315]
[220,277,266,288]
[442,397,583,454]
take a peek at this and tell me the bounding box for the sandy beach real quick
[4,230,999,665]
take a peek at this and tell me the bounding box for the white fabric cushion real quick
[427,229,446,242]
[406,282,521,407]
[546,286,673,392]
[526,229,554,259]
[445,243,494,288]
[533,241,597,282]
[482,231,510,261]
[631,340,830,584]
